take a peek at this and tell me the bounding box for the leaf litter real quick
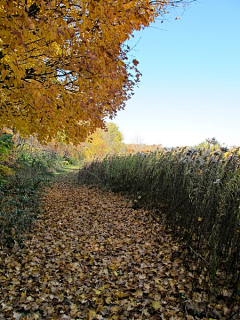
[0,182,239,319]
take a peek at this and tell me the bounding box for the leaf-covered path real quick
[0,181,232,319]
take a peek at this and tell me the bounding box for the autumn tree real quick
[0,0,195,143]
[102,122,124,155]
[82,122,124,159]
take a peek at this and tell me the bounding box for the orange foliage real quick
[0,0,172,143]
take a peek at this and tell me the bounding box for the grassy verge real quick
[54,164,80,174]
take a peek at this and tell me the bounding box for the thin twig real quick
[188,245,211,265]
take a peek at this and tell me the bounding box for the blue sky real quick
[111,0,240,147]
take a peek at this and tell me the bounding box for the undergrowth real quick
[0,133,62,247]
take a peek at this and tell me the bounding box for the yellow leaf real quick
[105,297,112,304]
[26,296,34,302]
[152,300,161,310]
[135,290,143,297]
[87,310,97,320]
[67,277,73,283]
[93,289,101,295]
[111,306,120,313]
[115,291,128,298]
[108,264,116,270]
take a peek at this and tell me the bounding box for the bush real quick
[0,139,62,247]
[0,132,14,184]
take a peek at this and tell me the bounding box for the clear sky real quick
[111,0,240,147]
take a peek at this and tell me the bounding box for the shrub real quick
[0,139,62,247]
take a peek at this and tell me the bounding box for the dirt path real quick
[0,181,232,319]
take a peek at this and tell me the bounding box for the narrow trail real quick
[0,181,213,319]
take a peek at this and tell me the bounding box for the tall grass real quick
[78,147,240,289]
